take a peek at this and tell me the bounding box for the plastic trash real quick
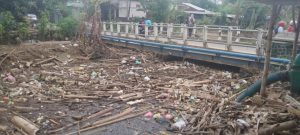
[4,74,16,83]
[144,111,153,118]
[144,76,150,81]
[165,114,173,120]
[172,119,186,129]
[135,59,141,65]
[121,60,127,64]
[91,71,98,79]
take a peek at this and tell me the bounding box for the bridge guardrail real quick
[102,22,267,56]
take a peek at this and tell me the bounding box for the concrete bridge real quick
[100,22,290,70]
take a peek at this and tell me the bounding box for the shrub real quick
[58,16,79,39]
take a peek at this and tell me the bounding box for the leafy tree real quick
[17,22,29,40]
[0,11,16,43]
[38,12,49,41]
[139,0,173,22]
[58,16,79,39]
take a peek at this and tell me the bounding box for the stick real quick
[91,107,135,126]
[65,109,153,135]
[63,95,100,99]
[47,107,113,134]
[12,106,39,112]
[0,49,15,67]
[11,116,39,135]
[33,57,56,67]
[258,120,297,135]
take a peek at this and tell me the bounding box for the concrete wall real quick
[119,0,146,18]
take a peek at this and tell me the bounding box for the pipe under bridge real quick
[99,22,290,70]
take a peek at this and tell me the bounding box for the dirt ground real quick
[0,41,299,135]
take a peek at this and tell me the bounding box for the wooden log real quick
[11,116,39,135]
[258,120,297,135]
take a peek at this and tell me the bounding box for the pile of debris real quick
[0,42,299,135]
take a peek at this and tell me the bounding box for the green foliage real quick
[58,16,79,39]
[0,24,3,35]
[169,10,188,24]
[215,12,228,25]
[140,0,173,22]
[17,22,29,40]
[0,11,16,43]
[197,16,216,25]
[38,12,50,41]
[0,11,16,32]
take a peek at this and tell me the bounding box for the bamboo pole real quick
[292,8,300,61]
[260,4,280,96]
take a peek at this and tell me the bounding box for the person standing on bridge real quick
[187,14,195,37]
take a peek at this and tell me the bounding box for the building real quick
[118,0,146,19]
[178,2,235,19]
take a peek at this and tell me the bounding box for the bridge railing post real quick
[192,24,196,38]
[218,27,222,40]
[154,23,158,41]
[117,22,121,36]
[110,22,114,35]
[227,27,233,51]
[235,30,240,42]
[135,23,139,39]
[159,23,163,35]
[203,26,208,48]
[145,25,149,38]
[125,23,129,37]
[167,24,172,42]
[181,24,184,35]
[183,24,188,44]
[103,22,107,34]
[256,29,263,56]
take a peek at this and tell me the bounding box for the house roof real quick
[180,3,236,18]
[181,3,216,15]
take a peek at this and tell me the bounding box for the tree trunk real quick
[260,4,280,96]
[127,0,132,21]
[292,8,300,61]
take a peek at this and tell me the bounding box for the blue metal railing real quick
[102,35,290,65]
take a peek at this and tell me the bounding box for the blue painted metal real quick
[101,35,291,66]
